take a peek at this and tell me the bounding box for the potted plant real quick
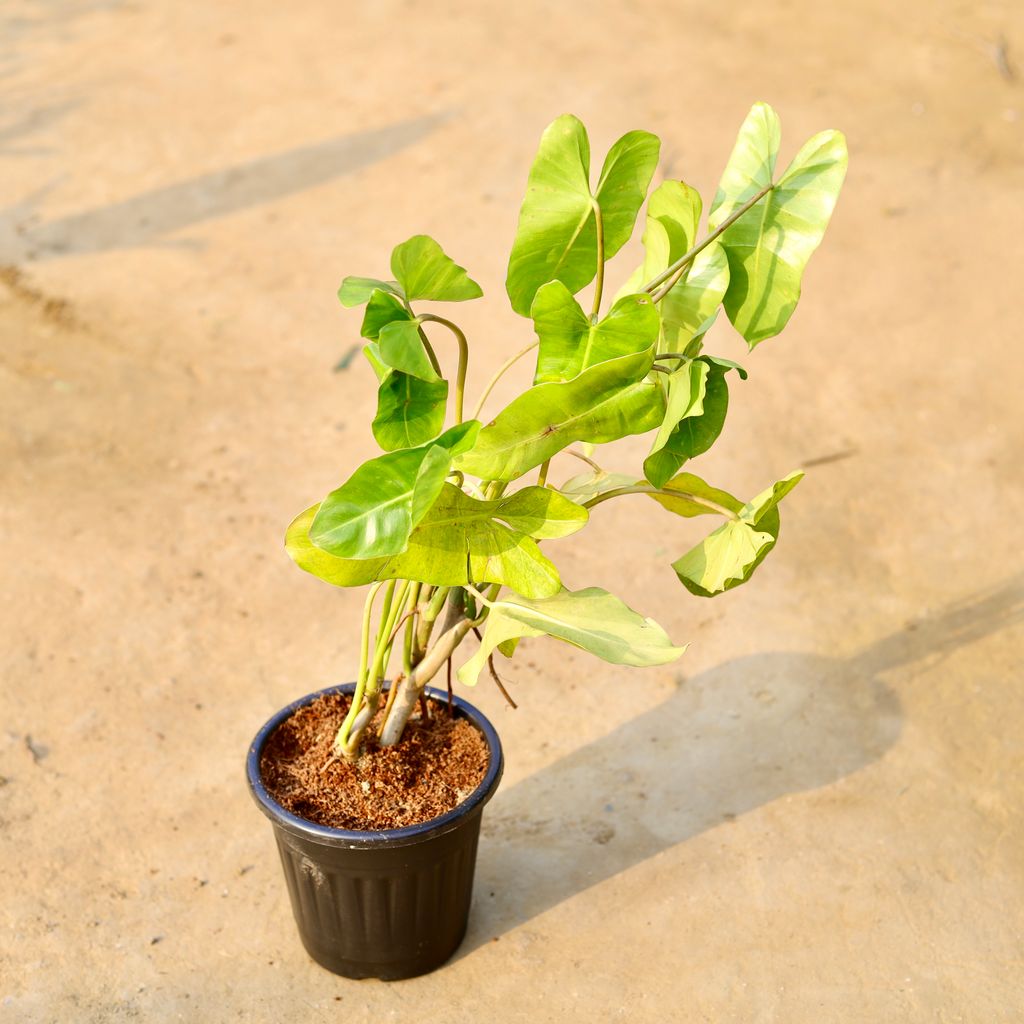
[247,102,847,980]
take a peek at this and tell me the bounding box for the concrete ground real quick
[2,1,1022,1020]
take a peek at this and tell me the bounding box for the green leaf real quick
[673,518,776,596]
[288,483,582,599]
[360,289,413,340]
[739,470,804,523]
[362,343,390,382]
[660,240,731,350]
[669,471,803,596]
[309,422,479,558]
[596,130,663,260]
[458,586,686,685]
[371,371,449,451]
[390,235,483,302]
[616,179,702,299]
[380,483,567,598]
[505,115,660,316]
[286,504,385,587]
[455,348,663,481]
[643,359,708,488]
[338,277,404,308]
[531,284,660,384]
[709,102,848,347]
[377,319,440,381]
[643,357,733,488]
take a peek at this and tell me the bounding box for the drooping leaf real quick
[673,518,777,596]
[709,102,848,347]
[455,348,663,481]
[531,284,660,384]
[505,115,660,316]
[616,179,703,299]
[377,319,440,381]
[338,277,404,308]
[288,483,583,598]
[309,422,479,558]
[458,586,686,685]
[739,470,804,523]
[643,358,709,488]
[670,471,803,596]
[390,235,483,302]
[643,356,735,488]
[372,371,449,451]
[360,289,413,339]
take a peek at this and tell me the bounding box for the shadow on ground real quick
[466,575,1024,948]
[0,113,445,261]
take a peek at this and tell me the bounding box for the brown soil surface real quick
[260,692,489,830]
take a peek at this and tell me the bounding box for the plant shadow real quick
[463,575,1024,949]
[0,112,446,261]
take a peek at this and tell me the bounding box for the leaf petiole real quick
[582,484,740,520]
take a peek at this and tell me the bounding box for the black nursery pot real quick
[246,683,504,981]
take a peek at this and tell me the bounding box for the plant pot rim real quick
[246,682,504,850]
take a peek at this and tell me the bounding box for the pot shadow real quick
[463,575,1024,950]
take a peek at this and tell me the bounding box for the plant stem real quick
[334,581,385,753]
[537,458,550,487]
[582,484,740,520]
[337,579,410,758]
[566,447,603,473]
[590,199,605,320]
[471,339,539,421]
[644,182,774,301]
[378,616,477,747]
[420,313,469,424]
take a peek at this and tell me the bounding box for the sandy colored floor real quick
[2,1,1023,1020]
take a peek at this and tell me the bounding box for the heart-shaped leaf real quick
[338,277,404,308]
[377,319,440,381]
[371,371,449,451]
[709,102,848,347]
[309,421,479,558]
[505,116,660,316]
[455,348,663,481]
[390,235,483,303]
[531,284,660,384]
[360,289,413,340]
[458,586,686,685]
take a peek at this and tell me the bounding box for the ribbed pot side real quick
[247,684,504,980]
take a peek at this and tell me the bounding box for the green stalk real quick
[582,484,739,520]
[334,581,385,754]
[419,313,469,424]
[471,339,539,421]
[338,579,410,758]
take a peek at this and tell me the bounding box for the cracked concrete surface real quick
[1,1,1022,1020]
